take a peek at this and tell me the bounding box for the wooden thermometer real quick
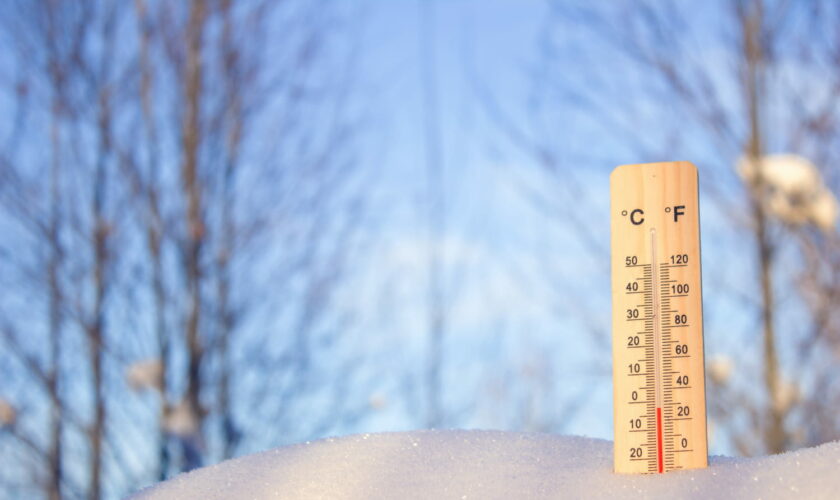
[610,161,708,474]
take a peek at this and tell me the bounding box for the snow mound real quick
[133,430,840,499]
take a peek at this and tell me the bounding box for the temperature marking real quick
[650,228,664,473]
[610,161,708,474]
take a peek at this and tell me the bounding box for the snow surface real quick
[132,430,840,499]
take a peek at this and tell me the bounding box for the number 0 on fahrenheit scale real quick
[610,162,708,474]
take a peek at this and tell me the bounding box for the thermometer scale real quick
[610,161,708,473]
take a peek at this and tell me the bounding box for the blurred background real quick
[1,0,839,498]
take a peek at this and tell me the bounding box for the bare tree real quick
[1,0,370,498]
[508,0,840,455]
[129,0,171,480]
[0,2,136,497]
[178,0,209,471]
[418,0,447,429]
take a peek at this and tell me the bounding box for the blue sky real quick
[3,3,837,496]
[341,0,622,442]
[340,0,784,456]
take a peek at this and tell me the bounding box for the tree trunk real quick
[181,0,207,471]
[741,0,786,454]
[47,92,64,500]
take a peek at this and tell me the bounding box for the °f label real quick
[610,161,708,474]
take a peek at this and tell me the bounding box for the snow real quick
[707,356,733,385]
[738,154,823,195]
[131,430,840,499]
[810,191,839,231]
[126,359,163,393]
[0,398,15,426]
[737,154,838,232]
[163,399,200,438]
[162,399,205,470]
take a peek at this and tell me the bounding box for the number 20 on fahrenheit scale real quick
[610,162,708,474]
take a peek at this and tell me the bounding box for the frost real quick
[737,154,838,232]
[131,430,840,500]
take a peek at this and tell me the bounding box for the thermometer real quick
[610,161,708,473]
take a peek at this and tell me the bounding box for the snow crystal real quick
[131,430,840,499]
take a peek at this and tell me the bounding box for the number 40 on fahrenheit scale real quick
[610,162,708,474]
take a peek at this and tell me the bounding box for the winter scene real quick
[1,1,839,499]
